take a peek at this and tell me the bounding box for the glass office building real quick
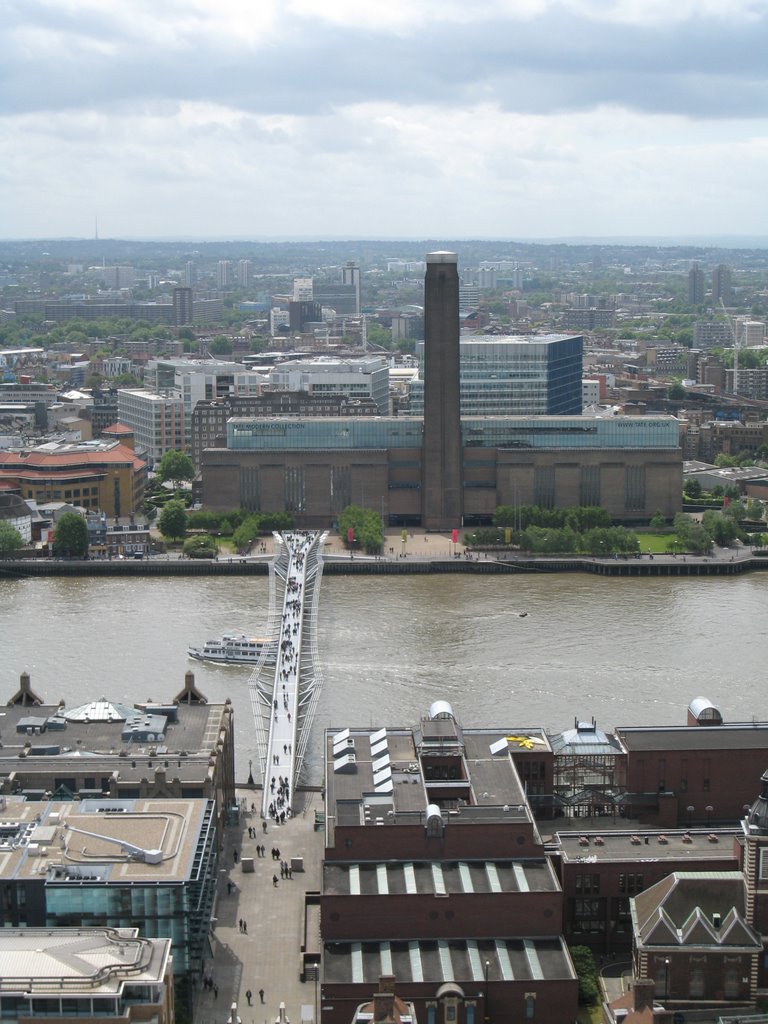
[409,335,584,416]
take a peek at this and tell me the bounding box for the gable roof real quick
[632,872,760,951]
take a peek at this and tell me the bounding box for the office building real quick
[289,301,323,333]
[0,439,146,516]
[268,357,389,415]
[293,277,314,302]
[313,282,359,316]
[410,334,583,418]
[0,794,216,987]
[458,284,479,313]
[184,260,197,287]
[98,265,135,290]
[117,389,186,464]
[0,928,175,1024]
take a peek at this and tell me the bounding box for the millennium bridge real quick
[248,531,327,819]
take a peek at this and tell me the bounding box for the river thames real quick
[1,572,765,784]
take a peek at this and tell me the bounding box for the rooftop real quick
[0,928,171,993]
[557,829,740,864]
[0,796,211,883]
[323,937,575,986]
[616,723,768,752]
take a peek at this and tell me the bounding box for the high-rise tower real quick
[712,263,732,305]
[688,262,704,305]
[341,261,361,315]
[421,251,463,531]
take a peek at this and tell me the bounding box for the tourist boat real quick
[187,633,277,665]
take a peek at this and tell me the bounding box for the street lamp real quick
[312,963,319,1024]
[686,804,695,827]
[248,759,254,785]
[664,957,670,1005]
[706,804,714,825]
[484,959,491,1023]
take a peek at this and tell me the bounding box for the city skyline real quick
[2,1,768,241]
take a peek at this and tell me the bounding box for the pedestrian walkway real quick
[195,787,324,1024]
[249,531,327,813]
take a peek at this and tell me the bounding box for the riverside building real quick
[200,253,681,526]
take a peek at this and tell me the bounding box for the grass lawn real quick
[576,1006,603,1024]
[637,532,680,553]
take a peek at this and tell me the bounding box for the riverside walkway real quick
[248,531,327,816]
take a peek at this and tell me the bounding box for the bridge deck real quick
[249,531,326,819]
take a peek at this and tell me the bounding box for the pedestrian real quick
[233,848,238,864]
[243,920,248,934]
[273,874,278,887]
[227,881,232,895]
[246,990,253,1006]
[259,989,265,1004]
[239,918,243,932]
[213,985,218,1000]
[262,820,267,833]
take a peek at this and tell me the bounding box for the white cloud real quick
[1,1,767,237]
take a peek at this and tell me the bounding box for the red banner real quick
[347,527,355,543]
[451,529,459,544]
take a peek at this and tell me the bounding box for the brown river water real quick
[1,572,765,784]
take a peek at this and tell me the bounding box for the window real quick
[573,898,603,932]
[724,969,740,1000]
[689,968,705,998]
[575,873,600,895]
[525,994,536,1019]
[625,466,646,510]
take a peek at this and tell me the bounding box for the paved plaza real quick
[196,787,325,1024]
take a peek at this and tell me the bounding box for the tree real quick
[667,381,686,400]
[158,499,187,539]
[683,478,702,499]
[0,521,24,557]
[338,504,384,554]
[649,510,666,530]
[673,513,712,554]
[208,336,233,355]
[569,946,599,1006]
[52,512,89,558]
[702,509,738,546]
[183,534,217,558]
[156,450,195,489]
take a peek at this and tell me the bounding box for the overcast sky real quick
[2,0,768,241]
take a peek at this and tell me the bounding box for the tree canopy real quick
[52,512,89,557]
[0,521,24,557]
[158,499,187,539]
[338,505,384,554]
[156,450,195,488]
